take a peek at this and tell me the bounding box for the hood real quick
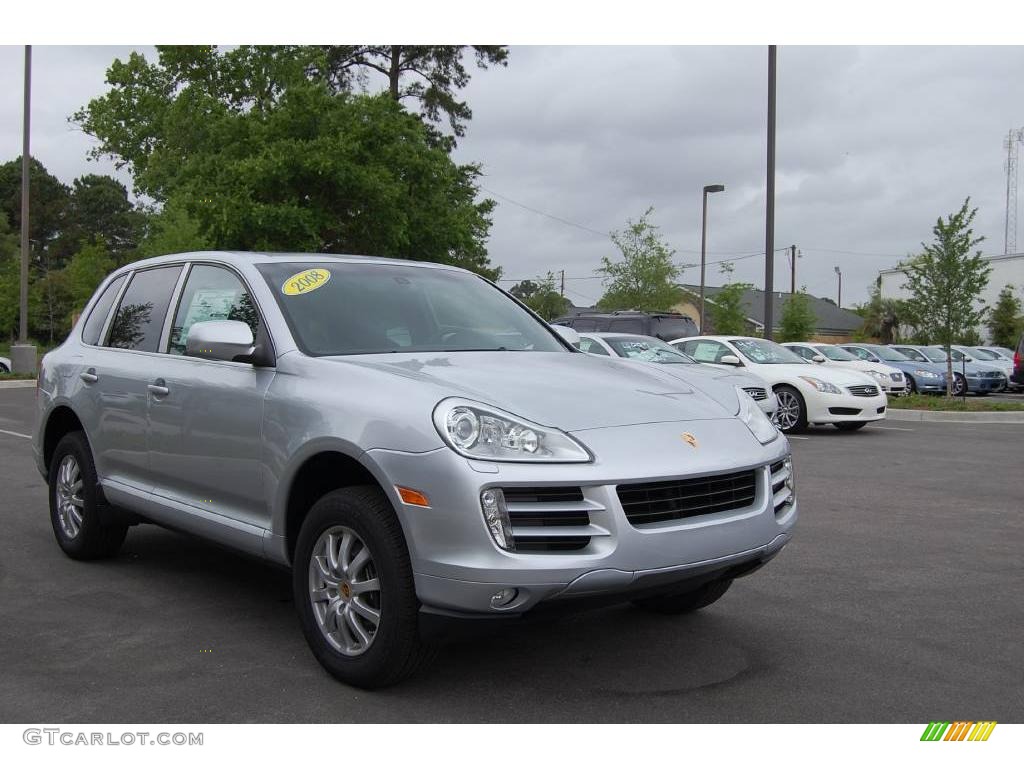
[318,351,740,431]
[750,362,874,386]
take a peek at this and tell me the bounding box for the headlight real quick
[866,369,887,382]
[798,376,843,395]
[914,369,939,379]
[735,386,779,445]
[433,399,591,462]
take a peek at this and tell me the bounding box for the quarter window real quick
[81,274,126,346]
[106,266,183,352]
[578,338,610,355]
[169,265,261,355]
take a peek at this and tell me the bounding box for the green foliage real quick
[0,213,20,339]
[60,174,145,264]
[136,201,212,258]
[986,284,1023,349]
[318,46,509,140]
[855,282,907,343]
[75,49,499,278]
[597,208,680,312]
[64,240,115,311]
[900,198,991,395]
[777,290,817,342]
[0,156,72,271]
[29,268,73,344]
[707,265,751,335]
[509,273,570,321]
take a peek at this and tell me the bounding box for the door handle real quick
[80,369,98,384]
[148,379,170,397]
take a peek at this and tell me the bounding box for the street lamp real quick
[834,266,842,307]
[699,183,725,332]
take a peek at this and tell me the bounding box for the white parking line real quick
[787,435,810,440]
[870,426,915,432]
[0,428,30,439]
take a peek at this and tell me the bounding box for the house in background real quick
[673,284,866,342]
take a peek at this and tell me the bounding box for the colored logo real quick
[920,721,997,742]
[681,433,698,449]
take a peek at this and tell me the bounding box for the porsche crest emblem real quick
[681,432,698,449]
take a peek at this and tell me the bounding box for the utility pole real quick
[12,45,36,374]
[763,45,777,340]
[699,183,725,332]
[1004,127,1024,255]
[834,266,842,308]
[559,269,565,297]
[789,244,797,295]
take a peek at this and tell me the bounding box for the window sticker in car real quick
[282,268,331,296]
[692,342,721,363]
[180,288,244,329]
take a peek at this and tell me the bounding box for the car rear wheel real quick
[834,421,867,431]
[48,432,127,560]
[293,486,435,689]
[773,385,807,433]
[952,374,967,397]
[632,579,733,614]
[904,375,916,394]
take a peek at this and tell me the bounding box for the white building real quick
[878,253,1024,343]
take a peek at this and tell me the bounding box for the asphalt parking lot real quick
[1,384,1022,723]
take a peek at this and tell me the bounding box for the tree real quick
[136,200,212,258]
[777,289,817,342]
[0,156,72,272]
[706,263,751,335]
[318,46,509,141]
[75,50,499,278]
[596,208,680,311]
[900,198,991,396]
[58,174,145,265]
[855,281,907,343]
[64,240,115,312]
[0,213,20,339]
[986,285,1023,348]
[510,273,570,320]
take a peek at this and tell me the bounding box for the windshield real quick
[258,262,566,356]
[731,338,807,364]
[605,336,695,364]
[970,347,998,360]
[922,348,949,363]
[868,346,911,362]
[816,344,857,361]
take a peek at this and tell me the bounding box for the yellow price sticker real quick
[282,268,331,296]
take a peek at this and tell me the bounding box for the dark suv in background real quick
[1014,334,1024,386]
[551,310,698,342]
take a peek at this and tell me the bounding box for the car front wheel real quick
[48,432,127,560]
[773,385,807,433]
[293,486,434,689]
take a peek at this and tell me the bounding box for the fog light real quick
[490,588,518,608]
[480,489,514,551]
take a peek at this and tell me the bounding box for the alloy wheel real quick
[775,390,801,431]
[308,526,382,657]
[55,455,85,539]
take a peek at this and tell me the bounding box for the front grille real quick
[829,406,861,415]
[618,470,757,527]
[742,386,768,401]
[770,460,794,516]
[847,384,880,397]
[890,372,904,382]
[980,370,1002,379]
[502,486,601,552]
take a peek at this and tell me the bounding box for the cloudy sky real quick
[2,45,1023,307]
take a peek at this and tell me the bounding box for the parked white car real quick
[781,342,907,395]
[670,336,887,433]
[576,332,778,418]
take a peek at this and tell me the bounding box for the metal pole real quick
[790,244,796,295]
[559,269,564,297]
[699,190,708,332]
[763,45,777,340]
[19,45,31,344]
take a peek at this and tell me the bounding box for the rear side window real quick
[106,266,183,352]
[577,337,610,355]
[608,318,643,333]
[80,274,126,346]
[168,265,261,355]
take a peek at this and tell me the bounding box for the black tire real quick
[292,486,435,689]
[632,579,733,615]
[48,431,127,560]
[904,374,916,394]
[834,421,867,431]
[773,385,808,433]
[0,363,9,374]
[952,373,967,397]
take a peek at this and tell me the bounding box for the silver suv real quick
[34,252,797,688]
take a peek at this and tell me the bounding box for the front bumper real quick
[966,375,1006,393]
[367,418,795,617]
[804,390,887,424]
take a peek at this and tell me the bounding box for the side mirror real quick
[186,320,256,363]
[552,325,580,347]
[811,354,826,363]
[963,356,973,362]
[719,354,742,366]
